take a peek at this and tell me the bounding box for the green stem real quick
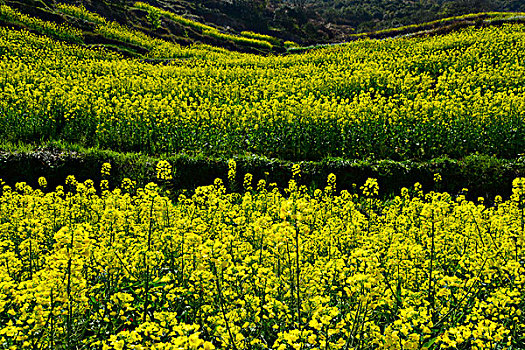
[428,211,435,317]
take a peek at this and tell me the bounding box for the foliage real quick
[133,2,275,50]
[308,0,525,33]
[1,3,525,348]
[52,3,250,59]
[56,2,107,25]
[134,1,217,33]
[0,142,523,202]
[345,11,525,40]
[0,170,524,348]
[0,4,82,42]
[203,28,273,49]
[241,30,280,46]
[1,19,525,160]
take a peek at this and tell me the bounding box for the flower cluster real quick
[1,17,525,161]
[156,160,173,180]
[0,172,523,349]
[101,162,112,177]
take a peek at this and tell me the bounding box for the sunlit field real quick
[0,162,524,349]
[1,3,525,349]
[1,12,525,160]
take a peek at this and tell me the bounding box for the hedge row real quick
[1,144,524,202]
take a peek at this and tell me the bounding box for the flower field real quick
[1,14,525,160]
[2,4,525,349]
[0,165,524,349]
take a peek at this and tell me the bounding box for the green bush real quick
[1,144,523,202]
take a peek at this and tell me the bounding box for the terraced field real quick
[0,4,525,349]
[1,7,525,161]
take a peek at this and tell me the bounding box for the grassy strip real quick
[203,28,272,49]
[351,11,525,39]
[55,3,106,25]
[134,1,216,33]
[133,1,273,50]
[240,30,280,46]
[289,11,525,53]
[0,4,83,42]
[0,142,523,202]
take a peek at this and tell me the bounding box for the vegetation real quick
[1,16,525,161]
[6,0,525,47]
[0,165,524,349]
[1,141,523,202]
[133,1,216,33]
[56,3,107,25]
[241,31,280,46]
[344,11,525,39]
[309,0,525,33]
[133,2,276,50]
[1,2,525,348]
[0,1,281,56]
[203,28,273,49]
[0,4,83,42]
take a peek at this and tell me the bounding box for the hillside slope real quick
[0,0,293,55]
[0,4,525,195]
[309,0,525,33]
[4,0,525,46]
[2,12,525,161]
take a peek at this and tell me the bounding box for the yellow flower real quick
[156,160,173,180]
[38,177,47,189]
[361,178,379,197]
[101,162,112,177]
